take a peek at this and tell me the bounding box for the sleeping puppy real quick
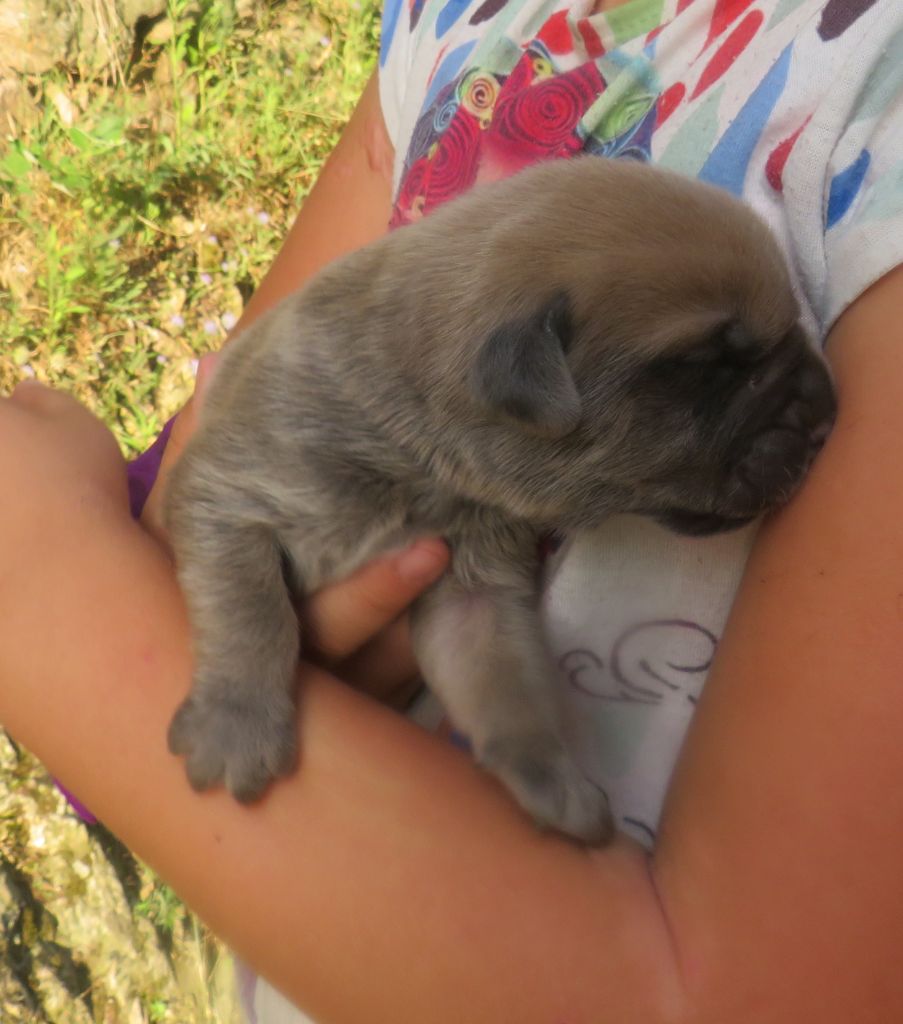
[164,157,836,844]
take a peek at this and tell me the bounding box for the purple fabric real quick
[58,420,175,823]
[55,781,98,826]
[127,417,176,518]
[234,958,260,1023]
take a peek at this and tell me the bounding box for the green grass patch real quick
[1,0,380,451]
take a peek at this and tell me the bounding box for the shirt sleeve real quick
[786,13,903,334]
[377,0,417,156]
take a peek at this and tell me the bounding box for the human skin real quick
[1,66,902,1023]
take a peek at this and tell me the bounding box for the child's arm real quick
[654,262,903,1021]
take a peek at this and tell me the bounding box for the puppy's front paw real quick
[480,734,613,845]
[168,690,297,802]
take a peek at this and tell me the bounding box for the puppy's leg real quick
[411,556,613,844]
[167,511,300,802]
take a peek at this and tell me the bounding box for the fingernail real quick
[395,540,449,582]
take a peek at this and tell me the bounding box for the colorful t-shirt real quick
[246,1,903,1020]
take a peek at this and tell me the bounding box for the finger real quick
[139,405,195,549]
[304,538,449,662]
[157,353,219,467]
[140,354,220,544]
[193,351,220,398]
[337,616,422,697]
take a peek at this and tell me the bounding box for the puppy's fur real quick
[165,158,836,843]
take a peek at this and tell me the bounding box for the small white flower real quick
[222,311,238,331]
[256,210,270,225]
[200,272,212,286]
[169,313,185,329]
[203,319,219,335]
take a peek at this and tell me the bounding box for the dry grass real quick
[1,0,379,448]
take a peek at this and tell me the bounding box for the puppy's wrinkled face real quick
[469,291,836,534]
[620,318,836,533]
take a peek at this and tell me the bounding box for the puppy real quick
[164,157,836,843]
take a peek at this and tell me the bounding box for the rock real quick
[0,74,38,134]
[0,0,167,77]
[0,733,242,1023]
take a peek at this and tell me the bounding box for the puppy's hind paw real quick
[481,734,614,845]
[168,690,297,803]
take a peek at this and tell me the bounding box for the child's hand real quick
[140,354,450,708]
[302,538,450,706]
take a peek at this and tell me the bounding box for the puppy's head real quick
[453,159,837,533]
[470,293,834,533]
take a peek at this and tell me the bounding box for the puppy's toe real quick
[480,734,614,845]
[168,690,297,801]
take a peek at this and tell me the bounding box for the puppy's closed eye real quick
[637,321,767,417]
[679,320,760,366]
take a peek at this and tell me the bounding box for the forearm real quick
[0,506,680,1024]
[655,265,903,1022]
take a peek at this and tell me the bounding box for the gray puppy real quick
[165,157,836,843]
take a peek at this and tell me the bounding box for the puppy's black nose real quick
[727,346,836,512]
[733,425,811,505]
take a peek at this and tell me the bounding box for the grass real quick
[0,1,379,1019]
[0,0,380,448]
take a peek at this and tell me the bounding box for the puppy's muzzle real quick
[726,339,836,508]
[663,337,836,536]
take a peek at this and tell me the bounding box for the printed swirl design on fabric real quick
[388,5,683,228]
[458,68,501,120]
[489,60,604,158]
[559,619,717,706]
[433,94,460,132]
[430,108,483,202]
[390,32,660,226]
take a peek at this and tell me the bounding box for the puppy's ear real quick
[470,293,581,438]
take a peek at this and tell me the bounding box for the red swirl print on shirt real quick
[393,155,432,223]
[391,47,606,225]
[484,60,604,167]
[428,107,483,208]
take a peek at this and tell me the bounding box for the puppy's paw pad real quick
[481,735,613,845]
[168,692,297,802]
